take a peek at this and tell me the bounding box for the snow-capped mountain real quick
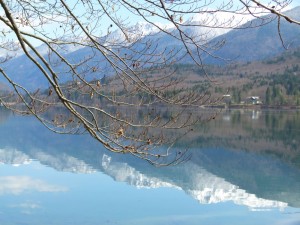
[0,21,174,89]
[202,6,300,63]
[1,6,300,90]
[34,41,85,57]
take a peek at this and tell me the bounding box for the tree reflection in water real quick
[0,109,300,224]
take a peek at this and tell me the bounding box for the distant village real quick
[222,95,262,106]
[216,94,299,109]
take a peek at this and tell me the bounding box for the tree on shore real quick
[0,0,299,165]
[266,87,271,105]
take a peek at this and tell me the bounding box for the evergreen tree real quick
[266,87,271,105]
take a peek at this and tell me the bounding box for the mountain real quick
[0,21,169,90]
[0,6,300,90]
[0,39,88,90]
[202,6,300,63]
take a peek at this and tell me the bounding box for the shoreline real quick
[204,104,300,110]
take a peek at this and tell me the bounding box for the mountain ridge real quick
[201,6,300,64]
[0,6,300,90]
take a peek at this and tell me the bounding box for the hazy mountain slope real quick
[1,6,300,90]
[202,6,300,64]
[0,22,168,90]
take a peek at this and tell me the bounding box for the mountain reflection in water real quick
[0,109,300,224]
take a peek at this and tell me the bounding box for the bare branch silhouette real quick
[0,0,299,165]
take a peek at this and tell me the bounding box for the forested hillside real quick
[173,47,300,107]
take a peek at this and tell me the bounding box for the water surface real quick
[1,109,300,225]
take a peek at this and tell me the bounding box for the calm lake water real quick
[1,109,300,225]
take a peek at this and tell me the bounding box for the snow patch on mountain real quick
[35,42,85,57]
[188,10,254,38]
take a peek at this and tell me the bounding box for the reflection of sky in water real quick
[0,175,67,195]
[1,161,300,225]
[0,111,300,224]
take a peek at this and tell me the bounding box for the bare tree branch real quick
[0,0,299,165]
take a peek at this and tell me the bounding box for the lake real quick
[1,109,300,225]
